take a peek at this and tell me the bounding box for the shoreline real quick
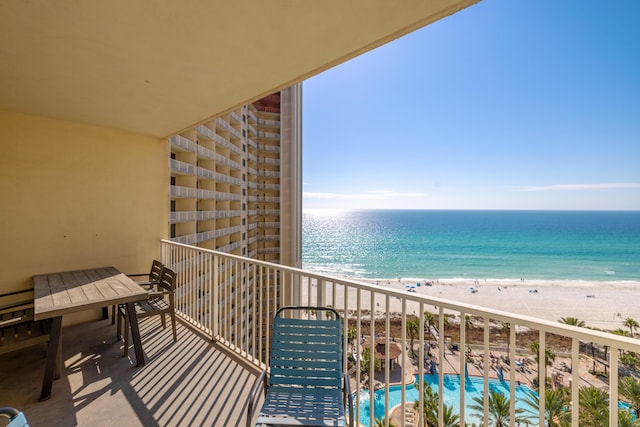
[302,275,640,331]
[355,277,640,331]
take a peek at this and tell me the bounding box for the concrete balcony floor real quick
[0,317,260,426]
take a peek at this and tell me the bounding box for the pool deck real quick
[363,344,609,426]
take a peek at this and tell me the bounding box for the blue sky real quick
[302,1,640,211]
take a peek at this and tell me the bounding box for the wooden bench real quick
[0,289,61,377]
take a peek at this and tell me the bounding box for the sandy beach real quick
[304,276,640,331]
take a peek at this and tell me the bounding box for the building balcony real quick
[257,131,280,141]
[257,118,280,127]
[261,222,280,229]
[257,170,279,178]
[169,210,197,223]
[230,111,241,124]
[195,125,241,155]
[2,241,638,427]
[169,185,197,199]
[258,143,280,153]
[256,183,280,191]
[257,234,279,242]
[215,118,242,140]
[169,158,195,175]
[169,135,197,153]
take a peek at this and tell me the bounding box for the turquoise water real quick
[358,374,535,426]
[303,210,640,281]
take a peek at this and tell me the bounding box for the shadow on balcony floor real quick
[0,316,261,426]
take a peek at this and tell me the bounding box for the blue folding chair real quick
[247,306,353,427]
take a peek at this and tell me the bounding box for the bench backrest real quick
[269,307,342,389]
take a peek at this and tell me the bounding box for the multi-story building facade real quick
[168,86,303,355]
[168,85,302,269]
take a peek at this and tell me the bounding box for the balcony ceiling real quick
[0,0,478,137]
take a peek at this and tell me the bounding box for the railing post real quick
[538,331,546,427]
[610,346,619,427]
[571,338,579,427]
[459,311,466,426]
[212,252,219,340]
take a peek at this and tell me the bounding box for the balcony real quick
[2,241,639,426]
[0,314,258,426]
[169,135,196,153]
[257,131,280,141]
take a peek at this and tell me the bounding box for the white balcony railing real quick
[161,240,640,427]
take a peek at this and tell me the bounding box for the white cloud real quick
[517,182,640,192]
[303,190,425,200]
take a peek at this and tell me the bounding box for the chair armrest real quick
[136,280,160,287]
[343,372,354,427]
[147,291,164,298]
[246,369,267,427]
[126,273,149,278]
[147,289,175,299]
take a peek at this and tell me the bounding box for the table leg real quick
[125,302,145,366]
[40,316,62,401]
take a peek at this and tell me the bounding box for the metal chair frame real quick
[247,306,353,427]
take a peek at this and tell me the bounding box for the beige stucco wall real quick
[0,110,168,303]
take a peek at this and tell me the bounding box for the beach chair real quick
[247,306,353,427]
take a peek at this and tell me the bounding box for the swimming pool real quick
[357,374,536,426]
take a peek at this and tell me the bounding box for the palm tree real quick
[579,386,609,427]
[439,404,461,427]
[620,376,640,418]
[617,408,640,427]
[470,389,526,427]
[530,342,556,383]
[621,352,640,369]
[613,328,630,357]
[414,381,438,427]
[373,417,396,427]
[523,388,570,426]
[464,314,473,353]
[501,322,511,355]
[559,316,586,327]
[424,312,435,340]
[613,328,630,337]
[413,382,459,427]
[624,318,639,337]
[360,347,381,391]
[406,318,419,356]
[347,326,357,351]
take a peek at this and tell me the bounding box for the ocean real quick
[302,210,640,282]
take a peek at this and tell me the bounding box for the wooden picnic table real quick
[33,266,149,400]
